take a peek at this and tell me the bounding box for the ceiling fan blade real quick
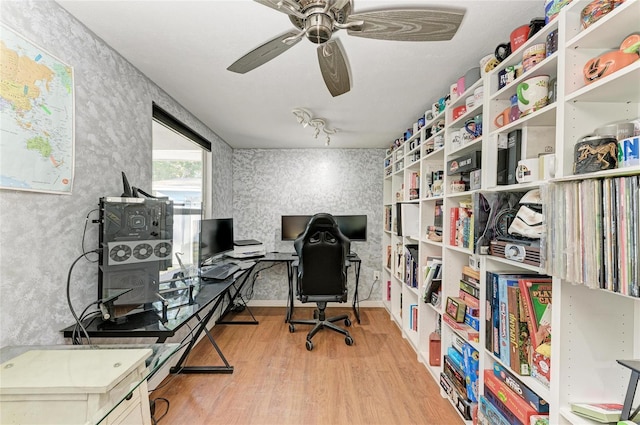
[346,9,464,41]
[330,0,351,11]
[228,31,302,74]
[253,0,303,18]
[317,39,351,97]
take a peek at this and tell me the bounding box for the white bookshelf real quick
[381,1,640,423]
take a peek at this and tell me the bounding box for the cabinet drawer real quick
[104,387,141,424]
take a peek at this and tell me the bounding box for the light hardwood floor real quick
[150,306,462,425]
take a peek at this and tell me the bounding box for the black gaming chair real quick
[288,213,354,351]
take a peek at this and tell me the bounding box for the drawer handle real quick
[125,392,133,401]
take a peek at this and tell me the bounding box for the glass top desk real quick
[216,252,361,323]
[0,343,180,425]
[61,269,252,374]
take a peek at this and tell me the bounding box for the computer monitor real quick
[199,218,234,266]
[281,215,311,241]
[281,215,367,241]
[335,215,367,241]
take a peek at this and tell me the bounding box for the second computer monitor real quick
[199,218,234,266]
[281,214,367,241]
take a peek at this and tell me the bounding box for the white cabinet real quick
[0,349,153,425]
[381,1,639,423]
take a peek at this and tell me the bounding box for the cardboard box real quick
[447,151,482,175]
[484,386,525,425]
[446,297,467,322]
[493,363,549,413]
[484,370,547,424]
[470,169,482,190]
[478,396,511,425]
[531,351,551,387]
[440,373,476,421]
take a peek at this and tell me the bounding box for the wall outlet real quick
[373,271,380,280]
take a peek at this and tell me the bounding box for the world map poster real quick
[0,25,74,194]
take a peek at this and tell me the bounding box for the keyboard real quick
[200,263,240,280]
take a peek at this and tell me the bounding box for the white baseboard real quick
[246,299,383,308]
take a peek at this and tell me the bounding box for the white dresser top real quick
[0,348,152,395]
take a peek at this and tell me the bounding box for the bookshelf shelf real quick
[489,53,559,102]
[445,245,473,256]
[421,238,443,248]
[558,407,615,425]
[564,61,640,103]
[422,359,442,383]
[552,165,640,182]
[447,136,483,157]
[564,0,639,51]
[445,189,479,199]
[425,301,442,315]
[446,397,473,425]
[485,255,545,274]
[484,181,543,192]
[381,2,638,423]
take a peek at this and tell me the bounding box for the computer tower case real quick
[98,196,173,310]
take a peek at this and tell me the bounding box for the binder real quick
[399,202,419,238]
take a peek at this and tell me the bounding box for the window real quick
[152,104,211,269]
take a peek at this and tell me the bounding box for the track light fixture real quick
[292,108,339,146]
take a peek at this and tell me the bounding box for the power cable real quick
[82,208,100,262]
[66,248,101,345]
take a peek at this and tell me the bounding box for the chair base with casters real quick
[288,301,354,351]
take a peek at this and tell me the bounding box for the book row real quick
[404,244,419,288]
[440,334,480,420]
[486,272,552,388]
[440,266,481,344]
[547,175,639,297]
[450,199,475,250]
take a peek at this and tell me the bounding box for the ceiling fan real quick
[227,0,465,97]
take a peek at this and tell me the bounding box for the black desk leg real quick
[621,369,640,421]
[170,296,234,374]
[286,263,294,322]
[216,273,259,325]
[352,262,361,324]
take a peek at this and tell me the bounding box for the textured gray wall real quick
[0,0,233,346]
[232,149,385,302]
[0,1,385,347]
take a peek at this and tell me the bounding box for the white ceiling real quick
[56,0,543,149]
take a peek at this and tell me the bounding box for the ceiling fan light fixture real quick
[306,12,334,44]
[292,107,339,145]
[292,107,311,125]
